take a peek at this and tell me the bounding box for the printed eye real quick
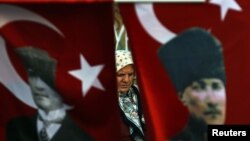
[191,83,202,91]
[212,82,222,90]
[191,80,205,91]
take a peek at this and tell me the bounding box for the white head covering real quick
[115,50,134,72]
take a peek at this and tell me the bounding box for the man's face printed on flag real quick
[181,78,226,125]
[28,75,63,112]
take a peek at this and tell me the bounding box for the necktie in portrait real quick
[39,126,49,141]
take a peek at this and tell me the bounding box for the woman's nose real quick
[123,75,130,82]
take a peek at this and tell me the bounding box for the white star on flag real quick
[209,0,242,21]
[69,54,105,97]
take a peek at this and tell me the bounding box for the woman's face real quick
[116,64,135,94]
[181,78,226,125]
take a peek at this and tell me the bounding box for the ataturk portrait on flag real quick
[6,47,94,141]
[158,27,226,141]
[0,3,120,141]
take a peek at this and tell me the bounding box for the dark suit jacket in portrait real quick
[6,114,94,141]
[170,116,207,141]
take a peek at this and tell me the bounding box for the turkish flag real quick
[120,0,250,140]
[0,3,119,141]
[0,0,113,3]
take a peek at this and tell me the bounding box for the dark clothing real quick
[171,116,207,141]
[119,115,132,141]
[119,85,146,141]
[6,115,94,141]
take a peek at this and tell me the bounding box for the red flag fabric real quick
[120,0,250,140]
[0,0,112,3]
[0,3,119,141]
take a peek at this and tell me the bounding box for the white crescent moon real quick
[0,4,64,108]
[135,3,176,44]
